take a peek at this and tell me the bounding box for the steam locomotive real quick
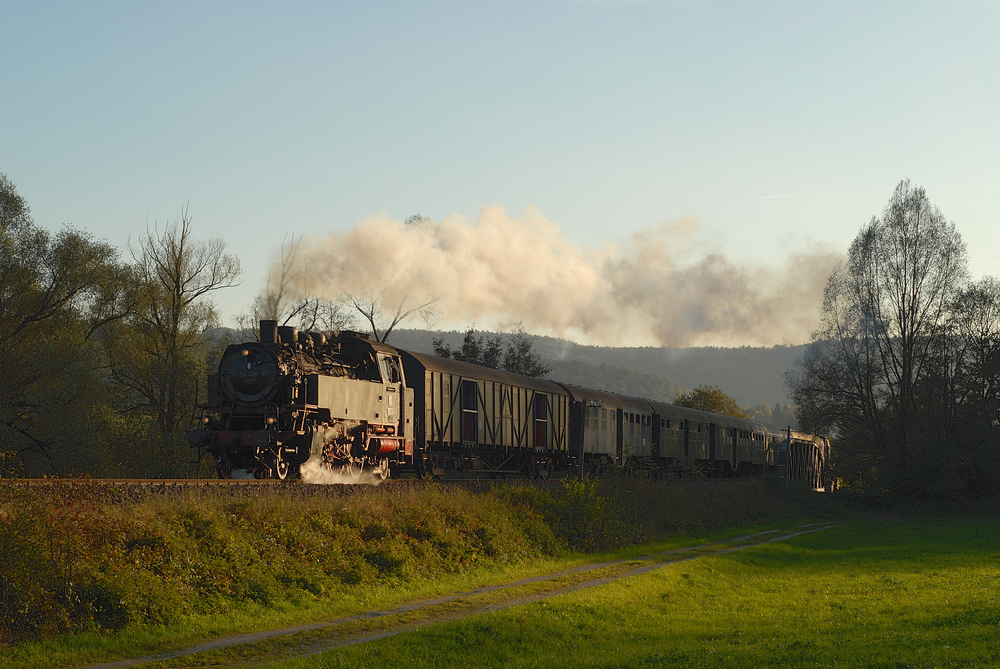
[188,320,828,487]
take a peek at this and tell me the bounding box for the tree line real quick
[432,325,551,377]
[8,175,994,495]
[789,180,1000,498]
[0,180,552,478]
[0,175,241,477]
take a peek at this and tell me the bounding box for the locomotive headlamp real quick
[267,417,276,425]
[242,349,250,357]
[202,416,211,424]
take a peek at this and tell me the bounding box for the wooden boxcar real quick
[399,350,571,477]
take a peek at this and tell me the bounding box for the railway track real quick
[3,477,566,486]
[8,478,298,486]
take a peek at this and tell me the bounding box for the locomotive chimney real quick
[260,320,278,344]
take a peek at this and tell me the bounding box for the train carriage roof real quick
[644,398,769,433]
[554,383,652,413]
[643,398,711,424]
[706,413,769,433]
[397,349,570,396]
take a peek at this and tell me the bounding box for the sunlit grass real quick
[2,477,833,667]
[265,517,1000,668]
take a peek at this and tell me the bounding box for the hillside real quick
[388,329,807,408]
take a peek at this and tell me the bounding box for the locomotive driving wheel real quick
[214,454,233,479]
[272,455,289,480]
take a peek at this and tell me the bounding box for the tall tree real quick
[674,385,749,419]
[104,208,240,475]
[434,326,503,368]
[501,323,551,377]
[0,174,136,474]
[789,180,973,492]
[434,323,550,378]
[348,289,440,343]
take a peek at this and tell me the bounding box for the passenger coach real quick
[559,384,653,475]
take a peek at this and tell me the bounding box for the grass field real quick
[2,477,834,668]
[263,516,1000,669]
[6,480,998,668]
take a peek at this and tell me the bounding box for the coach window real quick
[534,394,548,448]
[462,380,477,442]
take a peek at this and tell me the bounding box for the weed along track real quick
[78,523,838,669]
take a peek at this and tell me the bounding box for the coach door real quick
[533,393,548,450]
[462,379,478,444]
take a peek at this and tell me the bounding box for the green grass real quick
[0,553,606,669]
[261,517,1000,669]
[2,476,834,668]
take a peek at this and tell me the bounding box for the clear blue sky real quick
[4,1,999,344]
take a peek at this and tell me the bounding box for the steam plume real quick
[284,207,840,347]
[299,459,387,486]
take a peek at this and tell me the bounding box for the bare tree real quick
[789,180,970,490]
[105,207,241,475]
[236,234,353,340]
[348,289,440,343]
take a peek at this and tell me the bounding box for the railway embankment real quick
[2,476,837,663]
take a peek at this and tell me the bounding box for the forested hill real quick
[388,329,807,407]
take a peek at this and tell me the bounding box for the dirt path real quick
[80,523,839,669]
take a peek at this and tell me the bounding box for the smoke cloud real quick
[286,207,840,347]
